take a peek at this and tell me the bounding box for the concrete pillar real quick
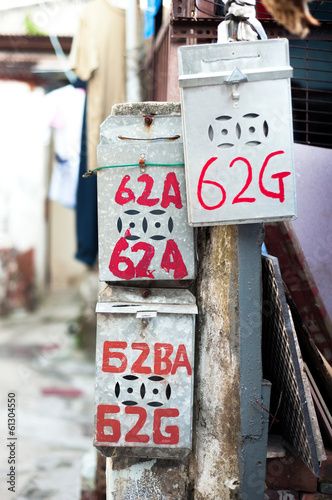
[195,225,241,499]
[195,223,268,500]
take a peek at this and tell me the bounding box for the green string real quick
[83,162,185,178]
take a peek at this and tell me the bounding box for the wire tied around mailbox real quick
[217,0,267,42]
[82,162,185,178]
[224,12,263,39]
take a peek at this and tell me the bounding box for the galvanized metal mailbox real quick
[97,114,195,283]
[94,286,197,459]
[178,38,297,226]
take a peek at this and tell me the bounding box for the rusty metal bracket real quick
[170,18,332,41]
[170,18,219,39]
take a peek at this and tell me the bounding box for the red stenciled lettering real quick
[171,344,192,376]
[160,239,188,280]
[109,239,154,280]
[258,150,290,203]
[197,157,226,210]
[125,407,149,443]
[137,174,159,206]
[230,157,256,204]
[153,408,180,445]
[154,343,173,375]
[102,341,127,373]
[131,241,155,278]
[131,343,152,374]
[115,175,135,205]
[96,404,121,443]
[161,172,183,209]
[109,237,135,280]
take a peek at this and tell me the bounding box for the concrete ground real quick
[0,290,97,500]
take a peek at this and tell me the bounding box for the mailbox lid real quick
[178,38,293,88]
[97,284,197,310]
[94,287,196,459]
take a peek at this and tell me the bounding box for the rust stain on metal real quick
[255,399,280,424]
[143,114,154,127]
[139,157,146,168]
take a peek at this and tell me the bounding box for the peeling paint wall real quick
[107,457,191,499]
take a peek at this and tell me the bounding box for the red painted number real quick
[96,404,121,443]
[153,408,180,445]
[108,238,135,280]
[115,173,182,209]
[258,151,291,203]
[109,238,188,281]
[131,241,155,278]
[125,407,149,443]
[160,239,188,280]
[131,343,152,374]
[137,174,159,206]
[103,342,192,376]
[96,405,180,445]
[197,151,291,209]
[109,237,155,280]
[197,157,226,210]
[115,175,135,205]
[154,343,174,375]
[102,341,127,373]
[230,157,256,204]
[161,172,183,209]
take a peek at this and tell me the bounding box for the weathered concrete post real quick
[194,224,242,498]
[194,223,270,499]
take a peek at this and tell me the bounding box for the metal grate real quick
[193,0,332,22]
[290,39,332,148]
[262,254,321,477]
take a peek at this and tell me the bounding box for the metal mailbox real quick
[94,286,197,459]
[178,38,297,226]
[97,114,195,283]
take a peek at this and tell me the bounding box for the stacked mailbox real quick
[94,110,197,459]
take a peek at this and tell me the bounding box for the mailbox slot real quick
[94,286,197,459]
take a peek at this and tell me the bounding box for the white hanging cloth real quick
[45,85,85,209]
[218,0,267,42]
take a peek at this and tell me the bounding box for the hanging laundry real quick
[75,96,99,268]
[144,0,162,39]
[44,84,85,209]
[69,0,126,174]
[69,0,126,267]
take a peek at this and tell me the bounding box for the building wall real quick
[0,80,87,312]
[0,81,47,295]
[49,200,86,290]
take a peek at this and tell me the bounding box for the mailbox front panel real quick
[179,39,297,226]
[97,164,195,282]
[94,310,195,458]
[97,115,195,282]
